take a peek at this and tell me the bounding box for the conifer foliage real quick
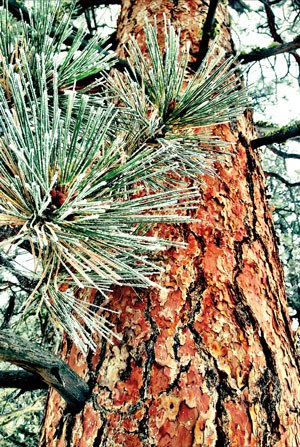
[0,0,248,351]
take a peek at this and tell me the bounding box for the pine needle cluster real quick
[0,1,249,351]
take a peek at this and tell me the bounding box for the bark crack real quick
[65,413,76,447]
[87,338,107,390]
[215,370,236,447]
[231,249,282,446]
[163,361,191,395]
[138,408,152,446]
[258,335,281,446]
[93,418,108,447]
[140,292,159,400]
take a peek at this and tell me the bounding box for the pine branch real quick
[106,18,249,185]
[0,370,47,391]
[1,0,135,82]
[0,330,90,411]
[192,0,220,68]
[0,12,248,352]
[265,172,300,188]
[239,38,300,64]
[115,18,249,132]
[251,122,300,148]
[0,56,201,351]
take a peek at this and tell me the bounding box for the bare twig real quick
[256,0,300,85]
[251,122,300,148]
[266,144,300,160]
[0,330,91,411]
[265,172,300,187]
[262,0,283,43]
[0,252,37,292]
[290,51,300,87]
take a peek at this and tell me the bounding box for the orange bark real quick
[40,1,300,446]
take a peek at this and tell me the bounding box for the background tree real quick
[0,0,299,446]
[229,0,300,316]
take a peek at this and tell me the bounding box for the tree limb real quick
[266,144,300,159]
[262,0,283,43]
[192,0,220,68]
[0,330,91,411]
[251,122,300,148]
[0,370,47,391]
[239,38,300,64]
[265,172,300,187]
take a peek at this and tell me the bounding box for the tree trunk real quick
[40,1,300,446]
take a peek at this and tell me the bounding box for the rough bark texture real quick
[40,1,300,446]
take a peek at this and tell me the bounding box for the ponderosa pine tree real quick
[0,1,300,446]
[38,1,300,446]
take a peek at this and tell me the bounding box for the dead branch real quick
[0,330,91,411]
[262,0,283,43]
[266,144,300,159]
[265,172,300,187]
[239,38,300,64]
[251,122,300,148]
[0,370,47,391]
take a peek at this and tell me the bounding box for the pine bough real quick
[0,1,249,351]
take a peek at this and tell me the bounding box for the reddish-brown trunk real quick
[40,2,300,446]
